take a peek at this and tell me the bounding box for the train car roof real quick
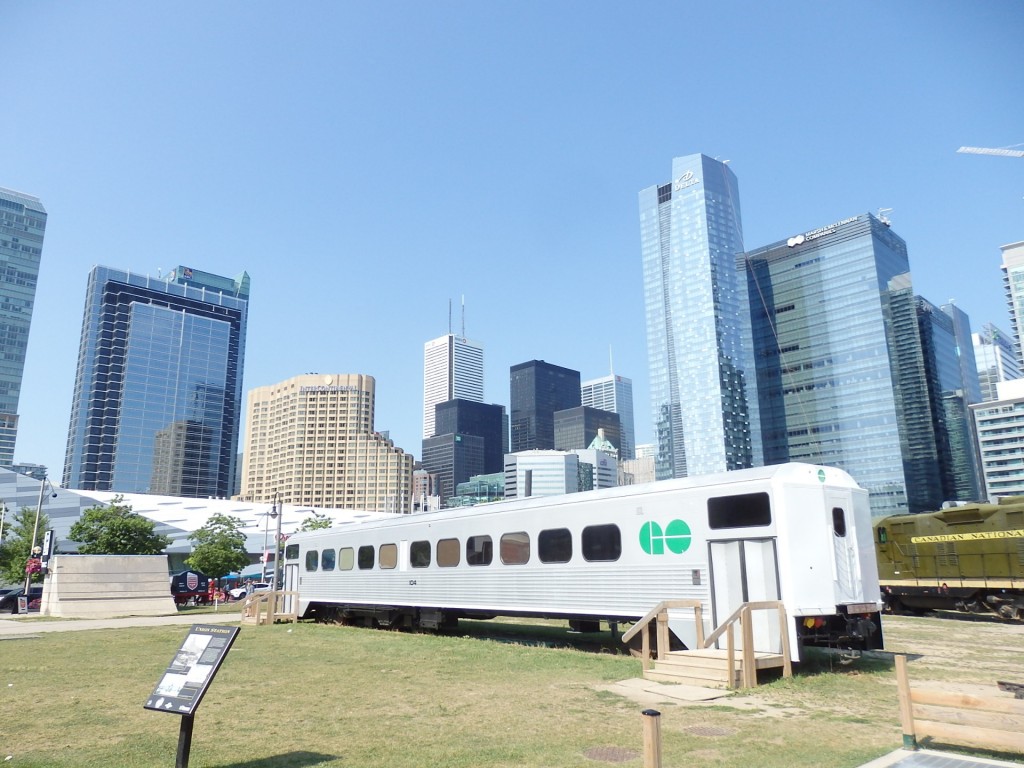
[286,462,860,542]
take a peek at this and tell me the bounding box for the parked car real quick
[0,586,43,613]
[228,582,271,600]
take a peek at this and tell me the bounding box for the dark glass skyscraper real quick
[509,360,581,452]
[553,406,621,455]
[422,398,506,507]
[64,265,249,497]
[434,399,506,473]
[0,187,46,468]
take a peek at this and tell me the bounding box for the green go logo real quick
[640,520,692,555]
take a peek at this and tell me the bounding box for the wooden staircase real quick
[240,590,299,626]
[622,599,793,690]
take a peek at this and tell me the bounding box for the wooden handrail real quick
[621,599,703,644]
[621,600,704,671]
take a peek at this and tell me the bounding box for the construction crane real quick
[957,145,1024,158]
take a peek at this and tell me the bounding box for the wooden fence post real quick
[895,654,917,750]
[641,709,662,768]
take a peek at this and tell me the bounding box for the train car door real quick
[827,491,860,603]
[282,564,299,614]
[709,538,782,652]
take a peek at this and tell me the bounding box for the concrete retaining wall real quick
[42,555,178,618]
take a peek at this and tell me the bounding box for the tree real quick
[0,507,51,586]
[69,496,171,555]
[187,513,250,579]
[298,511,333,532]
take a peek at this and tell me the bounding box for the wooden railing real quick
[622,599,792,689]
[896,654,1024,754]
[241,590,299,625]
[622,599,704,671]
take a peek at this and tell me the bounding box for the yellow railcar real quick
[874,498,1024,619]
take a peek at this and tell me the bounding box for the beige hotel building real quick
[240,373,414,513]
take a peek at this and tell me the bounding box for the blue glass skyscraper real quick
[639,154,760,480]
[64,265,249,497]
[743,213,931,516]
[0,187,46,468]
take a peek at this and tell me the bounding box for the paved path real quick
[0,610,241,637]
[860,749,1024,768]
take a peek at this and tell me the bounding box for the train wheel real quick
[998,604,1023,621]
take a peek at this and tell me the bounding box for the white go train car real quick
[282,463,883,658]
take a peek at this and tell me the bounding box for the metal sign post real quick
[144,624,240,768]
[176,715,195,768]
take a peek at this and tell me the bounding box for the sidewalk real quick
[0,610,241,638]
[860,749,1024,768]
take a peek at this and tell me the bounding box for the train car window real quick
[285,544,299,560]
[582,524,621,562]
[500,532,530,565]
[321,548,336,571]
[379,543,398,569]
[466,535,493,566]
[410,540,431,568]
[339,547,354,571]
[877,527,888,544]
[707,492,771,529]
[358,545,374,570]
[832,507,847,537]
[437,538,460,567]
[539,528,572,563]
[305,550,319,571]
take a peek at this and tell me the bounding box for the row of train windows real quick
[293,524,623,572]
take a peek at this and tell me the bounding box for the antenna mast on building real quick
[461,295,466,337]
[448,299,452,335]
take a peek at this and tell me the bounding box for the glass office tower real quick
[509,360,581,452]
[743,213,930,517]
[423,332,484,439]
[1001,241,1024,368]
[916,298,983,501]
[639,154,760,480]
[0,187,46,467]
[973,322,1021,402]
[581,373,635,459]
[64,265,249,497]
[553,406,621,455]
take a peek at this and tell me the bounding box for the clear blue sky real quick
[2,2,1021,481]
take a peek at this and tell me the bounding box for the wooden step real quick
[666,648,787,670]
[644,648,787,689]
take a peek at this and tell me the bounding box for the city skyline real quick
[2,4,1020,481]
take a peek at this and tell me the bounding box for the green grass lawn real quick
[1,614,1020,767]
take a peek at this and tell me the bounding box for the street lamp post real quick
[0,500,7,546]
[271,492,283,594]
[23,475,48,595]
[262,506,277,582]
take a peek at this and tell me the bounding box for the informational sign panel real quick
[144,624,240,716]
